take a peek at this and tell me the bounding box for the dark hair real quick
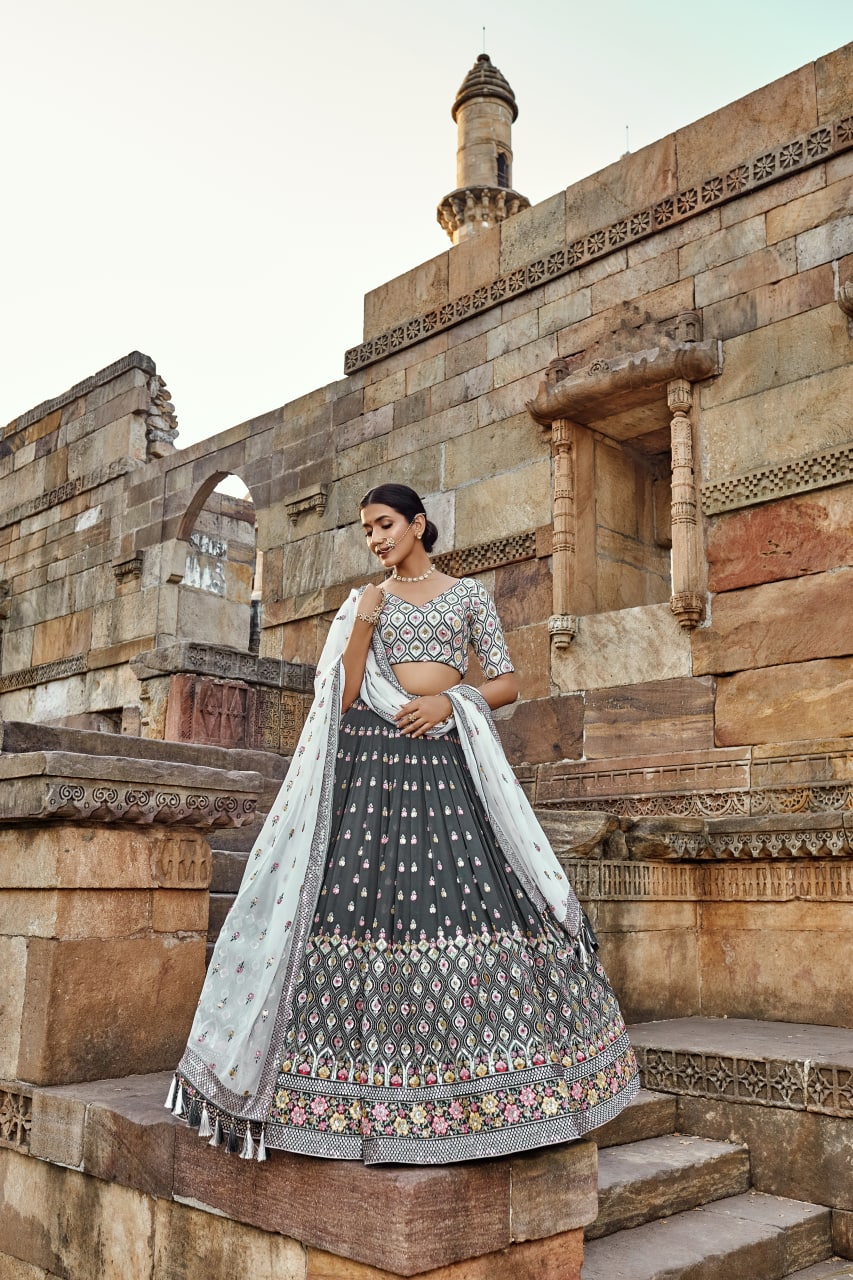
[360,483,439,553]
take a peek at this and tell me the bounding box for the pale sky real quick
[2,1,851,450]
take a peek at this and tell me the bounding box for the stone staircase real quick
[584,1019,853,1279]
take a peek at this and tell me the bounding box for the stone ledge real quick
[131,642,314,693]
[630,1018,853,1118]
[24,1070,598,1276]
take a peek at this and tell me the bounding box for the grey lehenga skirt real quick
[265,701,639,1163]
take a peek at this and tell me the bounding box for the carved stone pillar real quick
[668,378,704,628]
[548,418,578,648]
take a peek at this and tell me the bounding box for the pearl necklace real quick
[391,562,436,583]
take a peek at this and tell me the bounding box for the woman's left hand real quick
[395,693,453,737]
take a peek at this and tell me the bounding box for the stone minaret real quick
[437,53,530,244]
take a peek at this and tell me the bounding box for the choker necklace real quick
[392,563,436,583]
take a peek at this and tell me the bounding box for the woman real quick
[168,484,638,1163]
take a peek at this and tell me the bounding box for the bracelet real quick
[356,603,383,625]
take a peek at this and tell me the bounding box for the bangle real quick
[356,603,383,626]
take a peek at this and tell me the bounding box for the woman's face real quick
[360,503,421,566]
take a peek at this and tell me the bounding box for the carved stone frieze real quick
[701,442,853,515]
[633,1044,852,1118]
[0,655,88,694]
[562,858,853,903]
[113,554,144,583]
[152,835,213,886]
[0,751,261,829]
[131,642,313,692]
[344,115,853,374]
[0,1085,32,1153]
[561,780,853,819]
[1,457,133,531]
[433,531,537,577]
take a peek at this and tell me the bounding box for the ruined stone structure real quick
[1,43,852,1280]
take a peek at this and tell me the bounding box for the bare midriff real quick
[391,661,463,696]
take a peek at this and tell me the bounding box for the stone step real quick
[582,1191,832,1280]
[786,1263,853,1279]
[594,1088,677,1149]
[589,1133,751,1239]
[208,892,234,941]
[210,848,249,893]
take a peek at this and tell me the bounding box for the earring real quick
[416,532,422,540]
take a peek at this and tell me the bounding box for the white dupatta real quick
[176,589,582,1124]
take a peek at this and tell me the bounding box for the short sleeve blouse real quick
[377,577,514,679]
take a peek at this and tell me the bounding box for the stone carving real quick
[0,655,88,694]
[0,773,256,828]
[0,1087,32,1153]
[131,642,313,692]
[701,442,853,515]
[145,374,179,458]
[153,836,213,886]
[2,458,133,530]
[113,555,143,583]
[433,531,537,577]
[437,186,530,241]
[634,1044,853,1118]
[527,328,721,426]
[668,378,704,629]
[286,483,328,524]
[547,418,577,649]
[344,115,853,373]
[0,579,9,621]
[562,858,853,903]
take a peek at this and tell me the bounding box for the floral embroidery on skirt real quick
[262,702,638,1163]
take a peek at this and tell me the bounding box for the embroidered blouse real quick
[377,577,515,679]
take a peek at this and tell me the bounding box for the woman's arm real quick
[341,583,386,712]
[474,670,519,710]
[397,671,518,736]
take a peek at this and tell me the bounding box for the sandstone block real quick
[584,676,715,759]
[796,213,853,272]
[706,483,853,592]
[538,285,592,337]
[499,190,565,274]
[721,166,826,229]
[627,207,722,266]
[834,1209,853,1260]
[698,362,852,483]
[492,333,557,389]
[16,934,205,1084]
[677,1097,853,1211]
[700,301,849,409]
[0,1146,154,1278]
[391,389,430,430]
[767,173,853,245]
[695,568,853,675]
[0,936,27,1078]
[698,902,853,1027]
[674,63,817,189]
[679,214,766,277]
[306,1229,584,1280]
[552,605,692,696]
[695,240,797,308]
[444,331,488,379]
[454,458,550,546]
[387,401,477,460]
[443,413,544,489]
[405,352,445,396]
[594,924,700,1024]
[500,623,549,701]
[154,1197,305,1279]
[363,370,406,414]
[493,555,552,630]
[363,251,449,340]
[496,693,583,766]
[509,1140,598,1239]
[429,360,493,415]
[715,656,853,746]
[1,888,152,940]
[29,1088,86,1167]
[591,249,680,313]
[476,369,548,427]
[447,221,500,298]
[565,136,677,248]
[486,309,538,361]
[816,40,853,123]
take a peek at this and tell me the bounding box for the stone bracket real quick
[285,482,328,524]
